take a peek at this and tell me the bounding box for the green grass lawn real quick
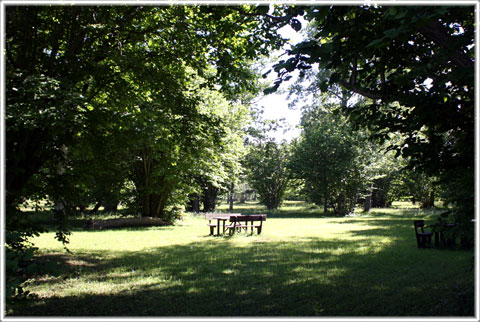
[7,201,475,317]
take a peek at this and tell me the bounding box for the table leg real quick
[223,220,226,234]
[217,219,220,236]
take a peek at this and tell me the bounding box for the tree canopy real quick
[289,106,367,215]
[5,4,291,297]
[6,5,290,210]
[244,141,291,210]
[270,5,474,222]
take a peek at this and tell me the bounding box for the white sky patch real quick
[422,78,433,89]
[255,18,306,142]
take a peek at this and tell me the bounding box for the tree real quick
[290,107,366,215]
[244,141,291,210]
[270,5,474,226]
[6,4,290,223]
[5,4,289,297]
[6,4,289,211]
[182,78,251,214]
[357,134,407,211]
[385,168,437,209]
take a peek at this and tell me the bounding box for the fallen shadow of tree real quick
[7,217,474,317]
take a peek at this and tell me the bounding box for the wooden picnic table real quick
[206,213,267,236]
[224,214,267,236]
[205,213,240,236]
[427,222,457,247]
[213,214,233,236]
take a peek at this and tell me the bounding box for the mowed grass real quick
[7,202,475,317]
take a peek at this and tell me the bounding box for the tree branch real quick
[339,80,383,100]
[419,21,473,69]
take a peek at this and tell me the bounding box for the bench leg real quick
[416,236,424,248]
[417,235,431,248]
[210,226,215,236]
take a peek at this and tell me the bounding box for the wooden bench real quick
[413,220,433,248]
[205,213,240,235]
[226,214,267,235]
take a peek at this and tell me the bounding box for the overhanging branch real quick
[419,21,474,69]
[339,80,383,100]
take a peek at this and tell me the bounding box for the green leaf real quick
[290,18,302,32]
[366,37,388,48]
[384,28,401,39]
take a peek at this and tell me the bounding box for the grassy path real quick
[7,205,474,317]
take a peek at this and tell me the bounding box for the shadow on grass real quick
[9,226,474,317]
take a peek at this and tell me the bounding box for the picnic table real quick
[205,213,266,236]
[427,222,457,247]
[223,214,267,236]
[205,213,240,236]
[212,214,234,236]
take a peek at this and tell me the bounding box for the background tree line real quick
[242,102,440,215]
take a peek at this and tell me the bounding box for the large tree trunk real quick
[142,193,168,217]
[186,194,200,213]
[363,183,373,212]
[202,182,218,212]
[103,191,119,212]
[6,126,50,209]
[371,178,390,208]
[323,176,328,214]
[421,189,435,209]
[133,148,171,218]
[429,189,435,208]
[54,144,69,214]
[89,200,102,214]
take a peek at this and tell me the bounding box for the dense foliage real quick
[289,107,367,215]
[6,5,287,215]
[270,5,474,228]
[244,141,291,210]
[5,4,290,297]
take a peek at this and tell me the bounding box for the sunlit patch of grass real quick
[9,202,474,317]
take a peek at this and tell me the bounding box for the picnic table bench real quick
[427,222,458,247]
[205,213,267,236]
[205,213,240,235]
[226,214,267,236]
